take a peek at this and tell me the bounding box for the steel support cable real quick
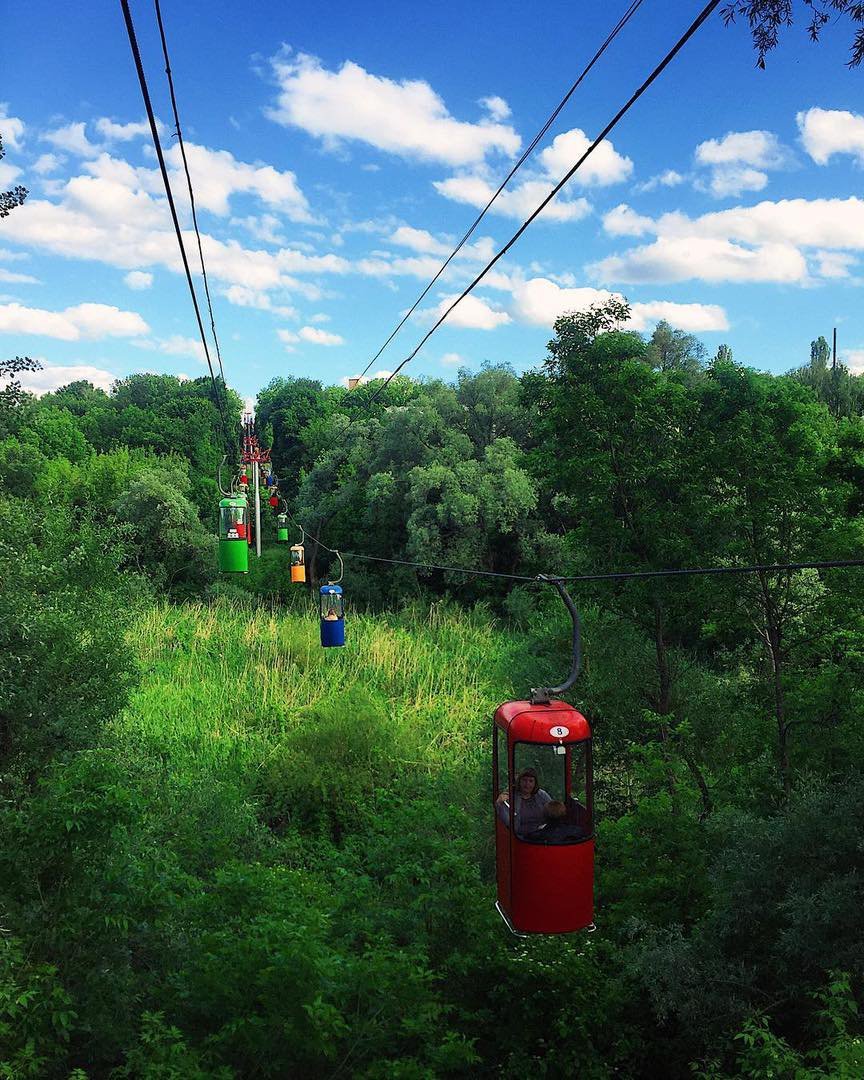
[119,0,235,458]
[283,505,864,584]
[153,0,226,384]
[356,0,646,383]
[369,0,722,404]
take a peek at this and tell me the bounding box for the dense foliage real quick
[1,307,863,1076]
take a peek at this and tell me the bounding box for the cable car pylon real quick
[493,576,594,936]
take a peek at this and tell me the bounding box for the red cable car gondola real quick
[493,578,594,935]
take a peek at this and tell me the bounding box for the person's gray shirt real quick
[497,789,552,836]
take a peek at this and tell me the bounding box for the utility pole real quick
[833,327,837,372]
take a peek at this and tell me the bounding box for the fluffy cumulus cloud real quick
[842,349,864,375]
[694,129,789,198]
[0,301,149,341]
[0,105,25,150]
[298,325,344,345]
[6,362,117,395]
[164,143,315,221]
[595,197,864,285]
[95,118,152,142]
[434,173,591,223]
[797,107,864,165]
[43,121,100,158]
[124,270,153,290]
[267,49,520,166]
[603,204,654,237]
[432,293,511,330]
[509,277,727,332]
[591,236,807,285]
[440,351,463,366]
[480,95,511,122]
[132,334,206,363]
[434,126,629,224]
[389,225,451,257]
[538,129,633,187]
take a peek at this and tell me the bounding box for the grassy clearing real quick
[115,598,515,789]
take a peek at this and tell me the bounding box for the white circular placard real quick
[549,725,570,738]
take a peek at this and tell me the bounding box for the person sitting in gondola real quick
[496,767,551,837]
[524,799,588,843]
[324,608,340,621]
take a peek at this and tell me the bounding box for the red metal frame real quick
[493,700,594,935]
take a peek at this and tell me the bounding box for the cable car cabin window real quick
[220,505,246,539]
[291,546,304,566]
[512,741,593,845]
[320,592,344,620]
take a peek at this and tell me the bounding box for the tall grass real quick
[116,598,515,785]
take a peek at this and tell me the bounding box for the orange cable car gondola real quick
[493,577,594,936]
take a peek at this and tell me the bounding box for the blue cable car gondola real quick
[320,584,345,647]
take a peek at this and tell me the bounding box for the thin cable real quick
[356,0,646,383]
[153,0,226,384]
[369,0,721,403]
[119,0,235,457]
[285,507,864,584]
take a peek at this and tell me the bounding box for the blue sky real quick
[2,0,864,403]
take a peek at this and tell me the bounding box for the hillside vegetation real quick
[2,305,864,1076]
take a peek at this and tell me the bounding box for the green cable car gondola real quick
[277,513,289,544]
[219,495,249,573]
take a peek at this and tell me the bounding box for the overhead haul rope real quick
[284,505,864,585]
[368,0,722,404]
[119,0,235,459]
[355,0,647,383]
[153,0,226,384]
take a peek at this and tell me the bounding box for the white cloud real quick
[635,169,686,193]
[703,166,769,198]
[627,300,728,332]
[0,268,39,284]
[433,293,511,330]
[165,142,315,221]
[223,285,298,318]
[95,118,151,141]
[813,250,857,279]
[0,162,22,187]
[144,334,206,363]
[6,362,117,395]
[33,153,60,175]
[277,329,299,347]
[267,49,520,166]
[480,95,511,122]
[590,236,807,285]
[43,121,100,157]
[695,130,786,168]
[390,225,451,257]
[434,173,591,222]
[508,276,727,332]
[441,352,463,366]
[591,197,864,285]
[842,349,864,374]
[0,107,25,150]
[511,278,615,325]
[124,270,153,290]
[308,312,330,323]
[231,213,286,245]
[797,107,864,165]
[0,301,149,341]
[298,325,343,345]
[603,203,654,237]
[538,128,633,186]
[694,130,788,198]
